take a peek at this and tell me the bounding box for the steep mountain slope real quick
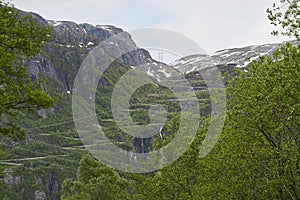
[1,9,295,200]
[0,10,159,199]
[26,12,154,93]
[0,10,186,199]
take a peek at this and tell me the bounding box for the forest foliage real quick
[0,0,299,199]
[62,0,300,199]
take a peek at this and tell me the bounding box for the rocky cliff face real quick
[24,11,294,95]
[22,11,153,95]
[2,10,158,199]
[21,10,297,92]
[3,9,297,200]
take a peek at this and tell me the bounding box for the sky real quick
[12,0,290,61]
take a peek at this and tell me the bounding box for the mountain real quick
[24,12,152,93]
[0,10,183,199]
[170,41,296,74]
[0,9,294,200]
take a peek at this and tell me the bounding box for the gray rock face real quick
[4,173,23,189]
[21,10,153,94]
[34,190,47,200]
[46,19,152,66]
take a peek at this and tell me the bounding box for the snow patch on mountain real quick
[169,42,294,74]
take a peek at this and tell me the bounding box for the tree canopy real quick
[61,0,299,199]
[267,0,300,39]
[0,0,55,140]
[61,155,129,200]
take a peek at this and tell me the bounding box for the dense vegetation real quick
[61,1,300,199]
[0,0,57,198]
[61,42,300,200]
[0,0,55,144]
[61,45,300,200]
[0,0,299,199]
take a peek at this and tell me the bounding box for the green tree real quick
[0,1,55,198]
[61,154,129,200]
[136,1,300,198]
[207,42,300,199]
[267,0,300,39]
[60,1,300,199]
[128,116,212,200]
[195,2,300,198]
[0,0,55,140]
